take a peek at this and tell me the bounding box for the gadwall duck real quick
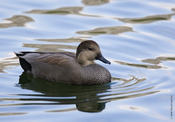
[15,40,111,85]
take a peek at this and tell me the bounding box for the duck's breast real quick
[79,64,111,84]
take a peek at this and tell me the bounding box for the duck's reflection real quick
[19,72,111,113]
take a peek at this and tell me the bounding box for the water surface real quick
[0,0,175,121]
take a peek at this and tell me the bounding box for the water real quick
[0,0,175,121]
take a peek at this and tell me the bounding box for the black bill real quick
[96,54,111,64]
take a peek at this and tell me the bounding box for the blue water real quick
[0,0,175,121]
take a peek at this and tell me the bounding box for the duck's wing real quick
[15,51,76,72]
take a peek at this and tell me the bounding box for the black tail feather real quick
[14,52,30,57]
[14,52,32,72]
[19,58,32,72]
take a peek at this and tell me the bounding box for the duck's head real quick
[76,40,111,66]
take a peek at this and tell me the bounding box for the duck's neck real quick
[76,52,95,66]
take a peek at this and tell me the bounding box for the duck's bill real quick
[97,55,111,64]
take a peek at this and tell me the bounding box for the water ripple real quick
[0,72,157,113]
[0,0,175,120]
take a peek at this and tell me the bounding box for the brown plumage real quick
[15,40,111,85]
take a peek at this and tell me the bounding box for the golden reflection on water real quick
[118,13,175,24]
[0,15,34,28]
[46,108,77,112]
[112,76,146,87]
[77,26,133,36]
[142,56,175,65]
[0,112,26,116]
[26,6,83,15]
[116,76,146,87]
[0,56,18,73]
[82,0,109,6]
[37,37,85,43]
[23,43,76,52]
[26,6,100,17]
[119,105,168,120]
[114,60,162,69]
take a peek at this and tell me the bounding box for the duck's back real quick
[16,52,77,81]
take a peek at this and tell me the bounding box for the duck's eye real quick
[88,47,94,51]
